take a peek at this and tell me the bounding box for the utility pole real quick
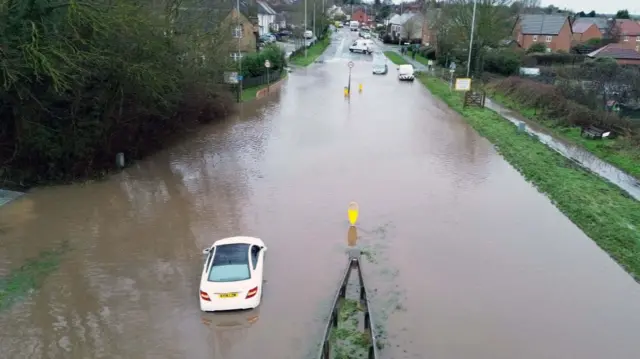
[398,1,403,45]
[237,0,242,102]
[466,0,477,77]
[313,0,316,39]
[305,0,308,57]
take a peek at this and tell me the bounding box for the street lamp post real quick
[237,0,242,102]
[265,60,272,93]
[466,0,477,78]
[305,0,308,58]
[347,61,354,96]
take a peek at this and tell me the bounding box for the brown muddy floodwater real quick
[2,31,640,359]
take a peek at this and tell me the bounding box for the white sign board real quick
[224,71,239,84]
[454,78,472,91]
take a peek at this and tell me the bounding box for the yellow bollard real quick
[347,202,359,226]
[344,87,349,97]
[358,83,363,92]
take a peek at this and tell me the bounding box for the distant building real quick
[587,44,640,65]
[572,21,602,43]
[513,14,573,52]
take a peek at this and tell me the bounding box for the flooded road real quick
[2,29,640,359]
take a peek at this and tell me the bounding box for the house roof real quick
[390,12,421,26]
[573,17,610,31]
[519,14,568,35]
[587,44,640,60]
[616,19,640,36]
[572,21,596,34]
[256,0,276,15]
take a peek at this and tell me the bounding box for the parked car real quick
[397,64,415,81]
[259,34,276,44]
[303,30,313,39]
[199,236,267,312]
[275,30,291,41]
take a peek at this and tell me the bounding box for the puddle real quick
[486,99,640,200]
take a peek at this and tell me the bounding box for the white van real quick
[349,39,373,54]
[349,21,359,31]
[398,64,415,81]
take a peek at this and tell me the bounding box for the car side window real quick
[204,250,213,271]
[250,245,260,270]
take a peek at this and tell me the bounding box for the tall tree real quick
[615,9,630,19]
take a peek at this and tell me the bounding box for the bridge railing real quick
[317,250,379,359]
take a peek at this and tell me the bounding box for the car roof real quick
[399,64,414,70]
[213,236,264,247]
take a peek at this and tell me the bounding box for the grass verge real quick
[489,92,640,179]
[241,73,287,102]
[382,51,408,65]
[288,37,331,67]
[418,74,640,281]
[330,298,371,359]
[0,242,70,311]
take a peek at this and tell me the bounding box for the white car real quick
[199,236,267,312]
[398,64,415,81]
[349,39,373,54]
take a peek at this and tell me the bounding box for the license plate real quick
[218,292,238,298]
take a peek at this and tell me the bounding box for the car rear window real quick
[208,243,251,282]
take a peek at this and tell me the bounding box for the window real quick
[232,25,243,38]
[532,35,538,41]
[637,36,640,42]
[230,52,244,62]
[208,243,251,282]
[250,246,260,270]
[624,36,629,42]
[545,36,552,42]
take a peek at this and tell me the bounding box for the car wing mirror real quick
[202,247,211,255]
[262,246,268,252]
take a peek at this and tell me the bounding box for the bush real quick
[524,53,586,66]
[382,34,395,44]
[0,2,235,187]
[418,46,436,60]
[241,44,286,77]
[526,43,547,54]
[488,77,633,132]
[483,49,522,76]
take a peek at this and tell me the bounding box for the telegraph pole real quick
[305,0,308,57]
[237,0,242,102]
[466,0,477,77]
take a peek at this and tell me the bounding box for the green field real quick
[382,51,408,65]
[418,74,640,281]
[288,37,331,67]
[490,92,640,179]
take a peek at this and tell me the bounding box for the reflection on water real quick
[347,226,358,247]
[201,308,261,358]
[486,99,640,200]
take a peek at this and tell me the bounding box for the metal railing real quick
[317,250,379,359]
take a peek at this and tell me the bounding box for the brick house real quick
[572,21,602,43]
[615,19,640,52]
[587,44,640,65]
[352,8,370,24]
[224,5,258,62]
[513,14,573,52]
[421,9,440,48]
